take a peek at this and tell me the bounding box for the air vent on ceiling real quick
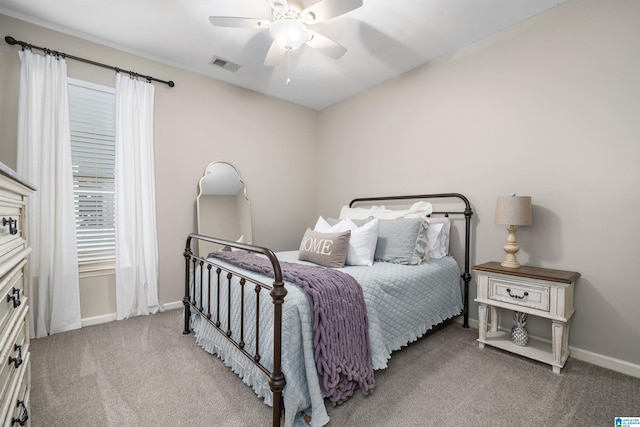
[209,56,241,72]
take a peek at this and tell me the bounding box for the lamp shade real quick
[495,195,532,226]
[269,18,310,51]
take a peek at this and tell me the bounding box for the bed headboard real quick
[349,193,473,328]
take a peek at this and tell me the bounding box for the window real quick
[68,78,116,271]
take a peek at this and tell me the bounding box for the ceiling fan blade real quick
[306,31,347,59]
[301,0,363,24]
[209,16,268,29]
[264,41,286,66]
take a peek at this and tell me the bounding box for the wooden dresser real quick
[0,162,35,426]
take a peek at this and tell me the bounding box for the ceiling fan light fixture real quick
[269,18,310,51]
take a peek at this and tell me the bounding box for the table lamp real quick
[495,194,532,268]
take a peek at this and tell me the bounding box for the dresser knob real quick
[2,217,18,235]
[6,288,21,308]
[11,400,28,426]
[8,344,22,368]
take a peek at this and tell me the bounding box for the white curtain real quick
[17,50,82,338]
[115,74,163,320]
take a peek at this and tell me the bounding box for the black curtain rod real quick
[4,35,175,88]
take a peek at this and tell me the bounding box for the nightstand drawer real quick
[489,277,550,312]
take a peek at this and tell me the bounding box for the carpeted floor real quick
[30,309,640,426]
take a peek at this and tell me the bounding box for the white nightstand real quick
[473,262,580,374]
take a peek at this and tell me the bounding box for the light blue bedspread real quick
[190,250,463,427]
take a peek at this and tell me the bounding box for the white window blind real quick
[68,78,116,267]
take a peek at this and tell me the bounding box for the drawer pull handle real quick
[2,217,18,235]
[8,344,22,368]
[506,288,529,300]
[7,287,21,308]
[12,400,28,426]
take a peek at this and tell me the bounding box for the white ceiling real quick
[0,0,567,110]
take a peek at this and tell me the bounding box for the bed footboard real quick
[183,233,286,427]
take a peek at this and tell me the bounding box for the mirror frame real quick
[196,161,253,254]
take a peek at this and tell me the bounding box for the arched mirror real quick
[197,161,253,257]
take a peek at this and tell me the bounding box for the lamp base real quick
[501,225,522,269]
[501,257,521,269]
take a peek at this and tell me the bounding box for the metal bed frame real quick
[182,193,473,427]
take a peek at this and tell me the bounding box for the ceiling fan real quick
[209,0,363,66]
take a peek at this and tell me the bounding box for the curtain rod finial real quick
[168,81,175,88]
[5,36,18,45]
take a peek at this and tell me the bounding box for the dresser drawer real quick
[0,200,23,247]
[3,352,29,427]
[0,262,26,340]
[0,239,26,269]
[488,277,550,312]
[0,305,28,408]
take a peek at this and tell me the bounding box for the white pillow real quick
[314,216,379,266]
[231,235,247,252]
[373,203,432,219]
[338,205,381,220]
[426,217,451,258]
[426,223,443,259]
[314,216,337,232]
[340,201,433,220]
[407,201,434,217]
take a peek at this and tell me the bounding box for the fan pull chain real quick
[286,49,291,85]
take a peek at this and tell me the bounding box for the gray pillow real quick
[298,228,351,268]
[327,217,428,265]
[374,218,428,264]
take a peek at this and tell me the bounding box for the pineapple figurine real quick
[511,311,529,346]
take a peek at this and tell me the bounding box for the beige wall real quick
[0,14,319,319]
[318,0,640,367]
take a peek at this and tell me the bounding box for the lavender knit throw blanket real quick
[212,251,375,404]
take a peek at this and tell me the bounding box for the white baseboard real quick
[81,312,117,327]
[81,300,184,327]
[454,315,640,379]
[570,347,640,379]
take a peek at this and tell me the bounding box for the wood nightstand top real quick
[473,262,580,284]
